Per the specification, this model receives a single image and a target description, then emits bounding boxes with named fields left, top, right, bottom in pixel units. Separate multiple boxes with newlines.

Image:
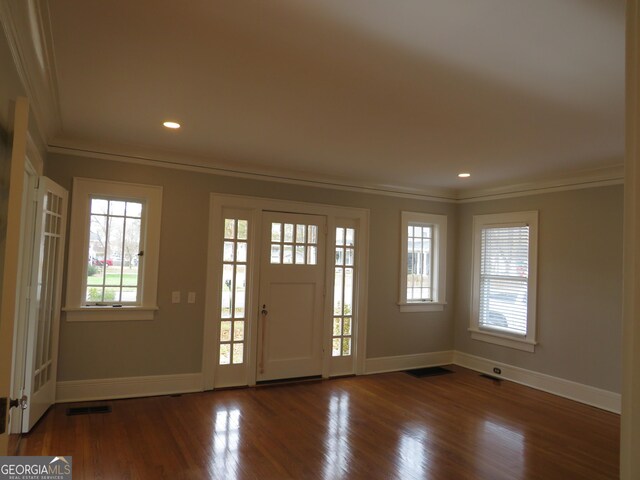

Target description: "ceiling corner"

left=0, top=0, right=63, bottom=145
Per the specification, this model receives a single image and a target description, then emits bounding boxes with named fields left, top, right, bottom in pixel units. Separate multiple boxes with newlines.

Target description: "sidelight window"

left=219, top=218, right=249, bottom=365
left=332, top=227, right=355, bottom=357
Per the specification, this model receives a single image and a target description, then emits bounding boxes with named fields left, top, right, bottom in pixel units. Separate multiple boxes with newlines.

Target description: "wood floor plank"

left=18, top=366, right=619, bottom=479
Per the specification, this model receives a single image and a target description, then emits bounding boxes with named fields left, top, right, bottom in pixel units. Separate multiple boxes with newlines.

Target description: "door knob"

left=9, top=395, right=28, bottom=410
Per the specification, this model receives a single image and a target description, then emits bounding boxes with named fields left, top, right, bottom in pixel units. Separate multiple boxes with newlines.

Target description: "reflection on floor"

left=20, top=366, right=619, bottom=479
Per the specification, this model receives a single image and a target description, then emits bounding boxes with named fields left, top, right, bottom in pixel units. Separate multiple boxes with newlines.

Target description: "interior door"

left=22, top=177, right=68, bottom=431
left=257, top=212, right=326, bottom=382
left=7, top=165, right=38, bottom=452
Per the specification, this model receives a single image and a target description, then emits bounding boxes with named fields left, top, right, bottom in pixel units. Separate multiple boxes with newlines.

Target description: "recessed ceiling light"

left=458, top=172, right=471, bottom=178
left=163, top=121, right=181, bottom=129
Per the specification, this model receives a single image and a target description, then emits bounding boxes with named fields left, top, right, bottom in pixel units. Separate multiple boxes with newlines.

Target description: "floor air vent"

left=405, top=366, right=453, bottom=378
left=256, top=375, right=322, bottom=387
left=66, top=405, right=112, bottom=416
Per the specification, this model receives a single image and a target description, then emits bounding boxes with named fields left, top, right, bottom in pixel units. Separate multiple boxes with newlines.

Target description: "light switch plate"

left=188, top=292, right=196, bottom=304
left=172, top=291, right=181, bottom=303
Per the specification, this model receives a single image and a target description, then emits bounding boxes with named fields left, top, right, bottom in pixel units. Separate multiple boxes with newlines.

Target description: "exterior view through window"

left=333, top=227, right=355, bottom=356
left=479, top=225, right=530, bottom=334
left=407, top=224, right=433, bottom=302
left=86, top=198, right=143, bottom=304
left=220, top=218, right=248, bottom=365
left=270, top=222, right=318, bottom=265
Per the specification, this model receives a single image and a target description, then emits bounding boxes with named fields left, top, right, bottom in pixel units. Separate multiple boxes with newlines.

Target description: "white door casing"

left=0, top=97, right=29, bottom=454
left=203, top=194, right=369, bottom=390
left=22, top=177, right=68, bottom=431
left=257, top=212, right=326, bottom=381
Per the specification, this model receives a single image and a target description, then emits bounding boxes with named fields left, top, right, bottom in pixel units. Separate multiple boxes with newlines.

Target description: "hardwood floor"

left=19, top=366, right=619, bottom=479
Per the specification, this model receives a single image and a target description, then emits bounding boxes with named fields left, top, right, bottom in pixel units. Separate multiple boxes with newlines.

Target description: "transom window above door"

left=270, top=222, right=319, bottom=265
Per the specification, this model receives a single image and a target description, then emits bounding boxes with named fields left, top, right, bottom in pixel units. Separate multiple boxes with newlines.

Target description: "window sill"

left=63, top=306, right=159, bottom=322
left=398, top=302, right=446, bottom=313
left=468, top=328, right=536, bottom=352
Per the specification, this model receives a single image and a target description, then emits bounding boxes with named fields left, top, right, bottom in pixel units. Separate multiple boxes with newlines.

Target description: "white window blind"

left=479, top=225, right=530, bottom=335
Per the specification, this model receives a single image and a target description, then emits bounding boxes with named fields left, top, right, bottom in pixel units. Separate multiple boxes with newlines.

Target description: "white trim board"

left=364, top=351, right=455, bottom=374
left=453, top=351, right=621, bottom=414
left=56, top=373, right=203, bottom=403
left=53, top=352, right=621, bottom=414
left=48, top=144, right=623, bottom=205
left=49, top=143, right=456, bottom=203
left=457, top=167, right=624, bottom=203
left=363, top=351, right=620, bottom=413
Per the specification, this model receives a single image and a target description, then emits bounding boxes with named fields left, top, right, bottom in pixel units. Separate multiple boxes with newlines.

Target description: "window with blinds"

left=470, top=211, right=538, bottom=352
left=479, top=225, right=529, bottom=335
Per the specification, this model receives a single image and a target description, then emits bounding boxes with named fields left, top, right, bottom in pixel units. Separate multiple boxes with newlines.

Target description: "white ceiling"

left=41, top=0, right=624, bottom=192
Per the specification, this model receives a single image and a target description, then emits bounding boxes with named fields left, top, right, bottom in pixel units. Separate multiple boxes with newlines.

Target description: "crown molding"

left=48, top=139, right=625, bottom=205
left=47, top=139, right=459, bottom=203
left=457, top=164, right=625, bottom=203
left=0, top=0, right=62, bottom=143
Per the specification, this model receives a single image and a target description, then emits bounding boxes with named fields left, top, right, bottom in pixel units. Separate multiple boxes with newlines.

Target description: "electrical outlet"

left=493, top=367, right=502, bottom=375
left=172, top=291, right=181, bottom=303
left=188, top=292, right=196, bottom=304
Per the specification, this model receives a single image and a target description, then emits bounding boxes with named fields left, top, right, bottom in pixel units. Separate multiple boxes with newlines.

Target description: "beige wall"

left=47, top=153, right=624, bottom=391
left=47, top=153, right=457, bottom=381
left=454, top=185, right=623, bottom=393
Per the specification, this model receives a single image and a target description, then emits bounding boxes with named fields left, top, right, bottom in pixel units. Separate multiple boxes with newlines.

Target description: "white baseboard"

left=363, top=350, right=620, bottom=413
left=56, top=373, right=204, bottom=403
left=453, top=351, right=621, bottom=414
left=55, top=353, right=622, bottom=414
left=364, top=351, right=454, bottom=374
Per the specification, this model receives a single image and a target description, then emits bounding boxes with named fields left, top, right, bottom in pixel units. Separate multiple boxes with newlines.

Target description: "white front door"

left=22, top=177, right=68, bottom=431
left=257, top=212, right=326, bottom=381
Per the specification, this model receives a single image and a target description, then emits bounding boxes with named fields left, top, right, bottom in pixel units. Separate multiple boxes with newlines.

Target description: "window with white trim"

left=86, top=198, right=143, bottom=304
left=470, top=211, right=538, bottom=352
left=399, top=212, right=447, bottom=312
left=219, top=217, right=249, bottom=365
left=332, top=226, right=356, bottom=357
left=64, top=178, right=162, bottom=321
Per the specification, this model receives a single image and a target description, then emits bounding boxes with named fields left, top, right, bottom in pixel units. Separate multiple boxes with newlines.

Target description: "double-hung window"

left=470, top=211, right=538, bottom=351
left=64, top=178, right=162, bottom=321
left=399, top=212, right=447, bottom=312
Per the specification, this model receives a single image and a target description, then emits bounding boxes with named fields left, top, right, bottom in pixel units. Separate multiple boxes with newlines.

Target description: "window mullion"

left=119, top=214, right=127, bottom=301
left=101, top=205, right=110, bottom=303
